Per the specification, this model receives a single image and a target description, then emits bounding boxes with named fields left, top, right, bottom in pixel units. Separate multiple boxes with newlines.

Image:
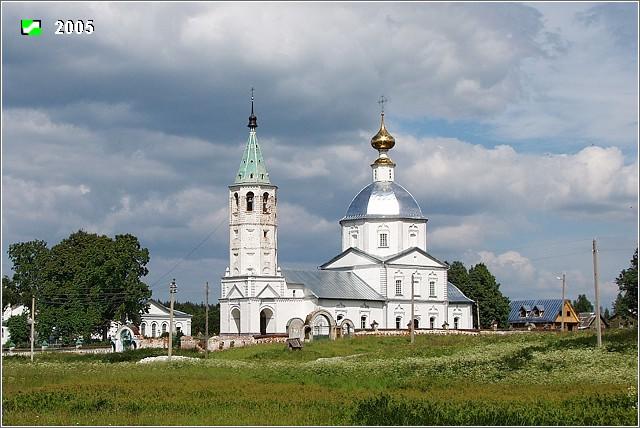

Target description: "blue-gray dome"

left=342, top=182, right=425, bottom=221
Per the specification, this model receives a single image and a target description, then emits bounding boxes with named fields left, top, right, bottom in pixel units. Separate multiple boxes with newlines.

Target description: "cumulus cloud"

left=2, top=2, right=636, bottom=304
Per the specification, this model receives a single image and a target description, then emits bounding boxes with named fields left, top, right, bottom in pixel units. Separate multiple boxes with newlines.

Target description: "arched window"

left=361, top=315, right=367, bottom=329
left=336, top=314, right=344, bottom=321
left=141, top=323, right=146, bottom=337
left=246, top=192, right=254, bottom=212
left=429, top=280, right=436, bottom=297
left=378, top=225, right=390, bottom=248
left=454, top=317, right=459, bottom=330
left=162, top=323, right=167, bottom=334
left=263, top=192, right=269, bottom=213
left=151, top=323, right=157, bottom=337
left=349, top=226, right=359, bottom=248
left=429, top=316, right=436, bottom=329
left=234, top=193, right=239, bottom=211
left=409, top=225, right=419, bottom=247
left=395, top=316, right=402, bottom=329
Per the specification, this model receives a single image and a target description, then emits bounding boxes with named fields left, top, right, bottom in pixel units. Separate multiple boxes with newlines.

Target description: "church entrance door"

left=260, top=308, right=274, bottom=335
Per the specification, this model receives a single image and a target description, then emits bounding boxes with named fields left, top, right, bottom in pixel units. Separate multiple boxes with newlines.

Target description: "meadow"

left=2, top=329, right=638, bottom=426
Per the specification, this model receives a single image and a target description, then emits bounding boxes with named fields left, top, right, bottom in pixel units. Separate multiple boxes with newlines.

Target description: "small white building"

left=139, top=300, right=192, bottom=338
left=219, top=102, right=474, bottom=337
left=2, top=304, right=28, bottom=346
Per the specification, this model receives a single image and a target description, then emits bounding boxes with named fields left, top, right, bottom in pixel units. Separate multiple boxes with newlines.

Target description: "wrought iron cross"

left=378, top=95, right=387, bottom=113
left=251, top=87, right=255, bottom=101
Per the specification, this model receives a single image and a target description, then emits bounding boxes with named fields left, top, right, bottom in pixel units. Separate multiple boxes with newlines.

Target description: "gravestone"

left=287, top=319, right=305, bottom=340
left=286, top=338, right=303, bottom=351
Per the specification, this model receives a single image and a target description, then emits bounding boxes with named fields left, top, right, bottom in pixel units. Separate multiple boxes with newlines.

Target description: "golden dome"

left=371, top=113, right=395, bottom=151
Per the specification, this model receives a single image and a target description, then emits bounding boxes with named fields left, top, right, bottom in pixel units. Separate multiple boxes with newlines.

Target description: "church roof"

left=283, top=269, right=385, bottom=301
left=447, top=283, right=474, bottom=303
left=235, top=101, right=270, bottom=184
left=341, top=181, right=425, bottom=221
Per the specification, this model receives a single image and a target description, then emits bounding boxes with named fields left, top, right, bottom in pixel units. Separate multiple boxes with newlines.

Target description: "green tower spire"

left=235, top=92, right=271, bottom=184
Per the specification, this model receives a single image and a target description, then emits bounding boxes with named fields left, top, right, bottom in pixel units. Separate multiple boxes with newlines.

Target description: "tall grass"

left=2, top=328, right=637, bottom=425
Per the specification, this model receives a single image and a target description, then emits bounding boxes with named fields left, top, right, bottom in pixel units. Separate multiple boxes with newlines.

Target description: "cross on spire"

left=251, top=87, right=255, bottom=102
left=378, top=95, right=388, bottom=114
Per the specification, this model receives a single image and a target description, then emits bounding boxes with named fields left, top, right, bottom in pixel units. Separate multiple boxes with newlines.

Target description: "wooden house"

left=508, top=299, right=580, bottom=331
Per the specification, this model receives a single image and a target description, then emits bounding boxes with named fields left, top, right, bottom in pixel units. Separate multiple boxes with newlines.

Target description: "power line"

left=148, top=216, right=227, bottom=290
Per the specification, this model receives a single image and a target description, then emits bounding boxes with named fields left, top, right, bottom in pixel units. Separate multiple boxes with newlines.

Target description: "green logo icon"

left=21, top=19, right=42, bottom=36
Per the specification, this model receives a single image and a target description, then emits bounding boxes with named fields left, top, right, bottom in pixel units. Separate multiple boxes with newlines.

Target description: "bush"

left=7, top=313, right=30, bottom=347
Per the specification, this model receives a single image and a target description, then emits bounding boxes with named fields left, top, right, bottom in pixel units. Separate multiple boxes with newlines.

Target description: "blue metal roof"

left=447, top=283, right=474, bottom=303
left=283, top=269, right=385, bottom=301
left=508, top=299, right=562, bottom=324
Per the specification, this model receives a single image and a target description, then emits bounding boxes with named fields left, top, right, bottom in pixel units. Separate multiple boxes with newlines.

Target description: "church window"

left=389, top=170, right=392, bottom=179
left=246, top=192, right=254, bottom=211
left=395, top=279, right=402, bottom=296
left=454, top=317, right=459, bottom=330
left=413, top=274, right=421, bottom=296
left=141, top=323, right=146, bottom=337
left=263, top=193, right=269, bottom=213
left=429, top=281, right=436, bottom=297
left=234, top=193, right=239, bottom=211
left=151, top=323, right=157, bottom=337
left=250, top=173, right=254, bottom=179
left=263, top=230, right=268, bottom=239
left=293, top=290, right=296, bottom=297
left=374, top=170, right=377, bottom=180
left=379, top=233, right=388, bottom=248
left=162, top=323, right=167, bottom=334
left=361, top=315, right=367, bottom=329
left=337, top=314, right=343, bottom=321
left=395, top=316, right=402, bottom=329
left=430, top=316, right=436, bottom=329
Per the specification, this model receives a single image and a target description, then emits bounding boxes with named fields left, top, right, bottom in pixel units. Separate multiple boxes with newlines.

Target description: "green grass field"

left=2, top=329, right=638, bottom=425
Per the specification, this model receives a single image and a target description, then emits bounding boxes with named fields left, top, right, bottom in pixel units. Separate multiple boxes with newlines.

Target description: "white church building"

left=220, top=99, right=474, bottom=338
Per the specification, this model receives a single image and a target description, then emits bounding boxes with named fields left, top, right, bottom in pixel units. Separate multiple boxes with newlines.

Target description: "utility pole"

left=205, top=281, right=209, bottom=359
left=561, top=273, right=566, bottom=333
left=168, top=278, right=177, bottom=360
left=476, top=299, right=481, bottom=330
left=593, top=239, right=602, bottom=347
left=30, top=296, right=35, bottom=362
left=410, top=271, right=416, bottom=344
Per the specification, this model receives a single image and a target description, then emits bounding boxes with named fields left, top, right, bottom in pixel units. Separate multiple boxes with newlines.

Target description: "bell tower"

left=227, top=93, right=278, bottom=279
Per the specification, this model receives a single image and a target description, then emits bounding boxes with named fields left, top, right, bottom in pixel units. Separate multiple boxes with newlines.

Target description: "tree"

left=6, top=313, right=30, bottom=347
left=446, top=261, right=469, bottom=290
left=6, top=240, right=50, bottom=307
left=573, top=294, right=594, bottom=313
left=6, top=230, right=152, bottom=344
left=614, top=248, right=638, bottom=318
left=2, top=276, right=20, bottom=308
left=462, top=263, right=510, bottom=329
left=603, top=307, right=611, bottom=320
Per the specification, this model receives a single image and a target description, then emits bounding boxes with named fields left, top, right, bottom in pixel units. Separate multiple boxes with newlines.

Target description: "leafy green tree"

left=603, top=307, right=611, bottom=320
left=614, top=248, right=638, bottom=318
left=461, top=263, right=510, bottom=329
left=6, top=230, right=152, bottom=344
left=6, top=313, right=30, bottom=347
left=446, top=261, right=469, bottom=289
left=6, top=240, right=50, bottom=306
left=2, top=276, right=20, bottom=308
left=573, top=294, right=594, bottom=313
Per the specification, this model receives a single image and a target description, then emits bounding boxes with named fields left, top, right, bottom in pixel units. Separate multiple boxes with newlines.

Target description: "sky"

left=2, top=2, right=638, bottom=309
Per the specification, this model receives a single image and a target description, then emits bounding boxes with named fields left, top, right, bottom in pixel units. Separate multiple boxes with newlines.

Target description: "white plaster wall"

left=318, top=299, right=385, bottom=329
left=448, top=304, right=474, bottom=330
